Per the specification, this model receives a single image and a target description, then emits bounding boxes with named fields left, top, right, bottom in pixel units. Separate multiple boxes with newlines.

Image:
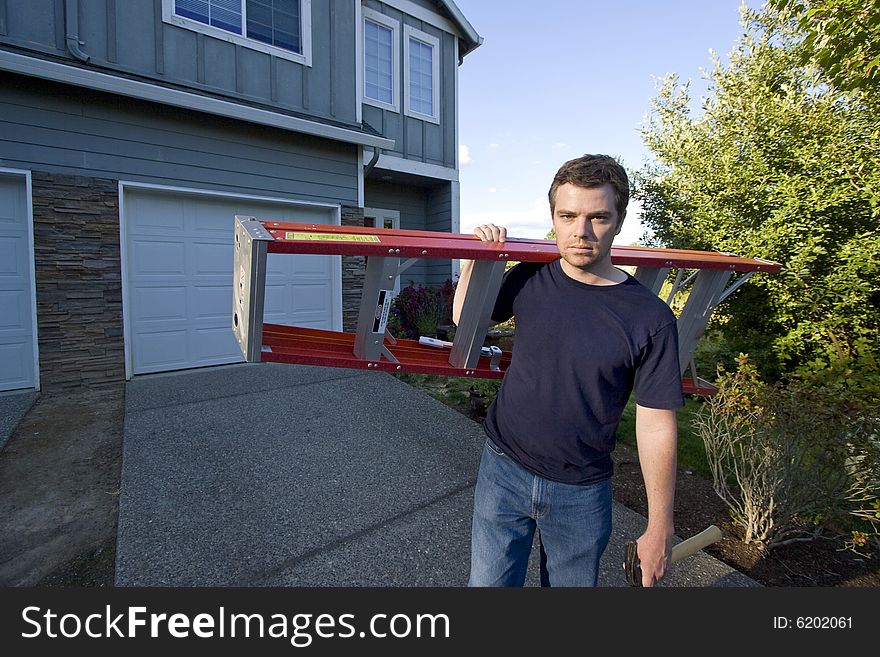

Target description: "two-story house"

left=0, top=0, right=481, bottom=393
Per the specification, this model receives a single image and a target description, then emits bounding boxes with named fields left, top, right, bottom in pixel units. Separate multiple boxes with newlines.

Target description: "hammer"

left=623, top=525, right=723, bottom=586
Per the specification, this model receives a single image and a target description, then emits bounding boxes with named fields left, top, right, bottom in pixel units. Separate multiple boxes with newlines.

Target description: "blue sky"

left=453, top=0, right=756, bottom=244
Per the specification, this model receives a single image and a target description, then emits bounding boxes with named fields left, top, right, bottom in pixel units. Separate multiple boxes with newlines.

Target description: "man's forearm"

left=635, top=405, right=677, bottom=534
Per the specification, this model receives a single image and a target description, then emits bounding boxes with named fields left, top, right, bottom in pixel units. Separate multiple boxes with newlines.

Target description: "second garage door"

left=123, top=187, right=341, bottom=376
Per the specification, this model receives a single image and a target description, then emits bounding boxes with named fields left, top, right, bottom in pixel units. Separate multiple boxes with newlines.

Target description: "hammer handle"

left=670, top=525, right=723, bottom=564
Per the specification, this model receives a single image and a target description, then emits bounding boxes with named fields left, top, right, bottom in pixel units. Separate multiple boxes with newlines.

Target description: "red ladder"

left=232, top=217, right=781, bottom=395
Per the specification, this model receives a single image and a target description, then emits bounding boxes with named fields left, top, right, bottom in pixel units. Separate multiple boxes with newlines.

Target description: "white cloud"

left=489, top=143, right=500, bottom=149
left=460, top=210, right=552, bottom=240
left=459, top=143, right=472, bottom=167
left=488, top=187, right=497, bottom=193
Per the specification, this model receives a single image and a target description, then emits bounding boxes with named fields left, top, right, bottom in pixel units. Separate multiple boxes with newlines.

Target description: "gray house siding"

left=364, top=180, right=453, bottom=288
left=361, top=0, right=458, bottom=170
left=0, top=0, right=478, bottom=390
left=0, top=71, right=360, bottom=391
left=0, top=72, right=359, bottom=205
left=0, top=0, right=360, bottom=127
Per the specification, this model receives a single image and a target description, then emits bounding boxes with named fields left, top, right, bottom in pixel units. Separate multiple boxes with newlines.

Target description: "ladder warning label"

left=372, top=290, right=392, bottom=334
left=285, top=232, right=381, bottom=242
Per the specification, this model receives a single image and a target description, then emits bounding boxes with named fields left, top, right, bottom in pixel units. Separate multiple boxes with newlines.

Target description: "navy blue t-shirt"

left=484, top=260, right=684, bottom=485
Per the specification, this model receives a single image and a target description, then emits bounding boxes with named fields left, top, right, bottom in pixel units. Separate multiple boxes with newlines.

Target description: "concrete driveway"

left=114, top=362, right=758, bottom=587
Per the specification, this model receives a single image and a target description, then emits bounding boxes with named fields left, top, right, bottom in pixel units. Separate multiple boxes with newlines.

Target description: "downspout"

left=363, top=148, right=381, bottom=178
left=64, top=0, right=90, bottom=63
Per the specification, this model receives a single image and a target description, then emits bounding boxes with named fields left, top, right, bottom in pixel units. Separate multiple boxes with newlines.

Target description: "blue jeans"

left=469, top=438, right=612, bottom=587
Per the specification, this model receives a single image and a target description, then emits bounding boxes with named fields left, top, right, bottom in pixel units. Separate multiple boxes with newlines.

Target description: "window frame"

left=163, top=0, right=312, bottom=67
left=362, top=8, right=400, bottom=113
left=403, top=24, right=440, bottom=124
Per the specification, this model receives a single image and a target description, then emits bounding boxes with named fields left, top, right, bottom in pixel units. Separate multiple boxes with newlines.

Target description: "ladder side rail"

left=675, top=269, right=733, bottom=374
left=717, top=271, right=757, bottom=304
left=449, top=260, right=507, bottom=369
left=353, top=255, right=401, bottom=363
left=232, top=215, right=273, bottom=362
left=632, top=266, right=669, bottom=296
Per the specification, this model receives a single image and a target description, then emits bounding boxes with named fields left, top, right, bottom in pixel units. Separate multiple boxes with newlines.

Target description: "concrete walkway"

left=0, top=389, right=37, bottom=452
left=115, top=362, right=758, bottom=587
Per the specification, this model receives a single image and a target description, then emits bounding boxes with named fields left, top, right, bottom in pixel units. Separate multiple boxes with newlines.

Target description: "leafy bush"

left=387, top=280, right=456, bottom=340
left=694, top=354, right=880, bottom=553
left=634, top=2, right=880, bottom=380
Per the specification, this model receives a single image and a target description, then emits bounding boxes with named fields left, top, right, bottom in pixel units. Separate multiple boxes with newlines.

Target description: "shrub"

left=694, top=354, right=880, bottom=553
left=388, top=280, right=455, bottom=340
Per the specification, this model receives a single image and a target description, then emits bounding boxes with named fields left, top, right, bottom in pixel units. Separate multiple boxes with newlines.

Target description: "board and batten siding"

left=361, top=0, right=458, bottom=170
left=0, top=0, right=359, bottom=126
left=0, top=72, right=359, bottom=206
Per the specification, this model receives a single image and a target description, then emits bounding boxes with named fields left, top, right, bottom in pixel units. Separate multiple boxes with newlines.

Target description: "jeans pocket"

left=485, top=438, right=506, bottom=458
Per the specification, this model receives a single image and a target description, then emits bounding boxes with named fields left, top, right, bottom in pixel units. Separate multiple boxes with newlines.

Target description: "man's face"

left=551, top=183, right=623, bottom=276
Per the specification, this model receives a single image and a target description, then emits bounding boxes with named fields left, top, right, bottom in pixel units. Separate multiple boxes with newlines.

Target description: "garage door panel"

left=133, top=286, right=187, bottom=322
left=125, top=189, right=339, bottom=376
left=263, top=282, right=332, bottom=320
left=0, top=238, right=25, bottom=276
left=193, top=242, right=232, bottom=276
left=0, top=176, right=36, bottom=391
left=192, top=326, right=241, bottom=361
left=0, top=290, right=31, bottom=331
left=128, top=195, right=186, bottom=233
left=193, top=285, right=231, bottom=319
left=0, top=343, right=30, bottom=388
left=135, top=329, right=189, bottom=371
left=262, top=283, right=289, bottom=317
left=192, top=201, right=242, bottom=233
left=0, top=189, right=25, bottom=225
left=291, top=282, right=332, bottom=314
left=132, top=240, right=187, bottom=276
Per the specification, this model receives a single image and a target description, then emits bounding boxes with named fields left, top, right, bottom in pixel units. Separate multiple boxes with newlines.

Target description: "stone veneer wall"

left=31, top=172, right=125, bottom=391
left=340, top=205, right=366, bottom=332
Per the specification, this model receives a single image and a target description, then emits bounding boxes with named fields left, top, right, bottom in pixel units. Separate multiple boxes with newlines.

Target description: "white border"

left=0, top=168, right=39, bottom=392
left=362, top=8, right=400, bottom=113
left=403, top=25, right=440, bottom=124
left=162, top=0, right=313, bottom=67
left=118, top=180, right=342, bottom=380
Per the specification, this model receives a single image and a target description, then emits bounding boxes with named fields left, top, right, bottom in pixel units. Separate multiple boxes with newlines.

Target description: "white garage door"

left=123, top=187, right=340, bottom=376
left=0, top=173, right=37, bottom=391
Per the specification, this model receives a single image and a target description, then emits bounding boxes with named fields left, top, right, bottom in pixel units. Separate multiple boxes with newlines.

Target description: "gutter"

left=363, top=148, right=381, bottom=177
left=64, top=0, right=90, bottom=63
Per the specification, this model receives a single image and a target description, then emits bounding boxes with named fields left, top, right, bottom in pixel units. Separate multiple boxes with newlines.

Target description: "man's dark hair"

left=548, top=154, right=629, bottom=220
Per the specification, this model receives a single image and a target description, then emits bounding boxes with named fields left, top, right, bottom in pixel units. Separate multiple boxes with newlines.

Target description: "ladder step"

left=260, top=324, right=511, bottom=378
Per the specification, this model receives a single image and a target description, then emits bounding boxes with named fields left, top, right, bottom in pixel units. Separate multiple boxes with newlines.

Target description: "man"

left=453, top=154, right=683, bottom=587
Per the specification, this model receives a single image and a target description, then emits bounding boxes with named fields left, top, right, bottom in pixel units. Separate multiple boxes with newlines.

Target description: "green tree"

left=634, top=3, right=880, bottom=377
left=769, top=0, right=880, bottom=93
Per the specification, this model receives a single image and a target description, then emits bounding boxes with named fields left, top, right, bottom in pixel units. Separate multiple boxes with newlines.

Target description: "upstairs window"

left=362, top=9, right=399, bottom=112
left=404, top=25, right=439, bottom=123
left=166, top=0, right=311, bottom=65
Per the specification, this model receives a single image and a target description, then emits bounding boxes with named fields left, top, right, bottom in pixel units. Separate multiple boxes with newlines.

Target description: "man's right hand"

left=473, top=224, right=507, bottom=243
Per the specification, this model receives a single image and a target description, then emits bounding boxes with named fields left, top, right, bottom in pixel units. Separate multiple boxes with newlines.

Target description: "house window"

left=362, top=9, right=399, bottom=112
left=404, top=25, right=440, bottom=124
left=165, top=0, right=311, bottom=65
left=247, top=0, right=302, bottom=53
